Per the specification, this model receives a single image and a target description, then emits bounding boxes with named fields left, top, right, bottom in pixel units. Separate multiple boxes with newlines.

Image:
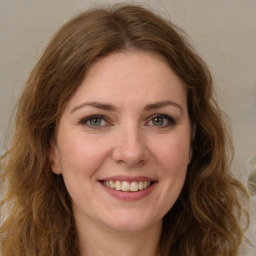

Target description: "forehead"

left=66, top=50, right=187, bottom=111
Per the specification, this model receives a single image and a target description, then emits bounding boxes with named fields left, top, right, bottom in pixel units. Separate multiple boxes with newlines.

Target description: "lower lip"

left=100, top=182, right=157, bottom=201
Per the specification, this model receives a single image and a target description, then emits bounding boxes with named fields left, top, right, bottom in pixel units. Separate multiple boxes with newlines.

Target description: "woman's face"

left=51, top=51, right=192, bottom=233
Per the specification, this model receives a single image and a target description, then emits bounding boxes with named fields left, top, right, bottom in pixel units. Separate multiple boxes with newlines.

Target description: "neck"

left=76, top=217, right=162, bottom=256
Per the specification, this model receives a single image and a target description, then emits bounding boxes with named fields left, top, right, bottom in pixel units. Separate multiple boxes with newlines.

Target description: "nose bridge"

left=112, top=120, right=149, bottom=167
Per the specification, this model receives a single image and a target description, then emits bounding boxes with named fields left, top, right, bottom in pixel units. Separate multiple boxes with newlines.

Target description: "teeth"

left=110, top=180, right=115, bottom=189
left=138, top=181, right=144, bottom=190
left=122, top=181, right=130, bottom=191
left=115, top=181, right=121, bottom=191
left=103, top=180, right=151, bottom=192
left=130, top=181, right=138, bottom=191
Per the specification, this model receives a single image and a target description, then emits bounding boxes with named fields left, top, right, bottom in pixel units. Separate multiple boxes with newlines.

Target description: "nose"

left=112, top=125, right=150, bottom=168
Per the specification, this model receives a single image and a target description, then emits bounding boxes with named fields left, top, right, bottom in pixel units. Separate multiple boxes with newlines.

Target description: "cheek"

left=151, top=136, right=190, bottom=218
left=154, top=135, right=191, bottom=176
left=56, top=134, right=112, bottom=202
left=57, top=132, right=111, bottom=175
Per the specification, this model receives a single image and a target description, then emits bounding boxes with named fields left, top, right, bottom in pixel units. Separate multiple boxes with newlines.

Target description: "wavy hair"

left=0, top=4, right=249, bottom=256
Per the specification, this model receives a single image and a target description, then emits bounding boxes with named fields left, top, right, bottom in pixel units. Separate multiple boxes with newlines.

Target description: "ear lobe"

left=49, top=141, right=62, bottom=175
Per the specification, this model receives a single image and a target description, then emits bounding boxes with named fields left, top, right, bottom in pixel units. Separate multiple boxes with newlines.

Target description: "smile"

left=102, top=180, right=151, bottom=192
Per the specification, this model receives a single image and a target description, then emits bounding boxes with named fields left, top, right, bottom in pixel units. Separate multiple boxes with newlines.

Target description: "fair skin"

left=51, top=51, right=192, bottom=256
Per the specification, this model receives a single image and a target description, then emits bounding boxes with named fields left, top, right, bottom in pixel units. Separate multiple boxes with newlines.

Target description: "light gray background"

left=0, top=0, right=255, bottom=252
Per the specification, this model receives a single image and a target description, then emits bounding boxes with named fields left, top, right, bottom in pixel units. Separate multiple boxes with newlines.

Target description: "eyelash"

left=79, top=113, right=176, bottom=129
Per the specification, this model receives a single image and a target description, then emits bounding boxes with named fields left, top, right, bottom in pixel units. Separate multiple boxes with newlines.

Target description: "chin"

left=102, top=213, right=162, bottom=234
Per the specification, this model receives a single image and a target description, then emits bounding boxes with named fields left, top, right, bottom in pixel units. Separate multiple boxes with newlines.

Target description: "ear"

left=49, top=140, right=62, bottom=175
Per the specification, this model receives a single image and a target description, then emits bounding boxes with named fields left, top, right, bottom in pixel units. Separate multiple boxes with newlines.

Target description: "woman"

left=0, top=4, right=249, bottom=256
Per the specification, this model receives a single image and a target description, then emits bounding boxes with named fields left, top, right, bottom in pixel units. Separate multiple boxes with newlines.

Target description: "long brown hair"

left=0, top=4, right=249, bottom=256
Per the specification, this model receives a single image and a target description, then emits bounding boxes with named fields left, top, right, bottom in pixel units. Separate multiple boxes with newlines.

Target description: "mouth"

left=99, top=176, right=157, bottom=201
left=101, top=180, right=153, bottom=192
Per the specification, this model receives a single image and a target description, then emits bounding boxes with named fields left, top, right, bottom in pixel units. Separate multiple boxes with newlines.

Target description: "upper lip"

left=99, top=175, right=157, bottom=182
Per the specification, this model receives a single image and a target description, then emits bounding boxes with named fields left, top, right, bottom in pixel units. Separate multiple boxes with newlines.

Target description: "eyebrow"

left=143, top=100, right=183, bottom=113
left=71, top=102, right=117, bottom=113
left=71, top=100, right=183, bottom=113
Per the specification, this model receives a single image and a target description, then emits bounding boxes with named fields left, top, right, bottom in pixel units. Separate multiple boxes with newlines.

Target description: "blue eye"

left=79, top=115, right=108, bottom=128
left=152, top=117, right=165, bottom=126
left=148, top=114, right=176, bottom=128
left=89, top=117, right=103, bottom=126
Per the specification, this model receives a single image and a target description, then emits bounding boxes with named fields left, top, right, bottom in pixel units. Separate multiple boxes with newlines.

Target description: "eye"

left=79, top=115, right=109, bottom=129
left=148, top=114, right=176, bottom=128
